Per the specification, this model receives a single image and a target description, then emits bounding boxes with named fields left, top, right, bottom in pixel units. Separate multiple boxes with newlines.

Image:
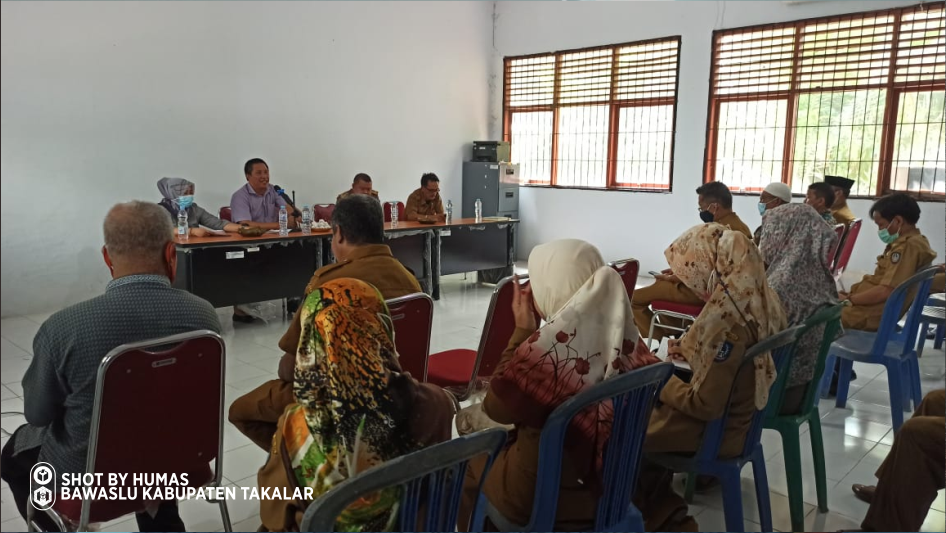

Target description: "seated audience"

left=753, top=181, right=792, bottom=245
left=458, top=239, right=660, bottom=531
left=632, top=181, right=751, bottom=341
left=228, top=195, right=422, bottom=450
left=0, top=202, right=221, bottom=532
left=635, top=223, right=787, bottom=531
left=257, top=278, right=455, bottom=532
left=839, top=193, right=936, bottom=330
left=229, top=158, right=299, bottom=230
left=828, top=193, right=936, bottom=393
left=336, top=172, right=379, bottom=203
left=851, top=389, right=944, bottom=532
left=825, top=175, right=857, bottom=226
left=157, top=177, right=240, bottom=236
left=759, top=203, right=839, bottom=413
left=405, top=172, right=445, bottom=222
left=805, top=182, right=837, bottom=224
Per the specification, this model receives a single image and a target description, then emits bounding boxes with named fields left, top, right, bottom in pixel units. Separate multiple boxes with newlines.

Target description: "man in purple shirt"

left=230, top=158, right=299, bottom=230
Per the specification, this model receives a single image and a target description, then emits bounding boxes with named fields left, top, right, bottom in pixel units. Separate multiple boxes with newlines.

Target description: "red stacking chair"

left=387, top=293, right=434, bottom=381
left=384, top=201, right=406, bottom=223
left=219, top=206, right=232, bottom=222
left=832, top=218, right=861, bottom=276
left=608, top=258, right=640, bottom=303
left=649, top=300, right=705, bottom=342
left=827, top=223, right=847, bottom=266
left=28, top=331, right=232, bottom=532
left=313, top=204, right=335, bottom=223
left=427, top=275, right=538, bottom=401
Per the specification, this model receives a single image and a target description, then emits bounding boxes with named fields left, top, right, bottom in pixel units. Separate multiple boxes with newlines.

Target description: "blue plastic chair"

left=299, top=427, right=508, bottom=532
left=819, top=266, right=937, bottom=431
left=646, top=325, right=804, bottom=533
left=486, top=362, right=675, bottom=532
left=916, top=293, right=945, bottom=358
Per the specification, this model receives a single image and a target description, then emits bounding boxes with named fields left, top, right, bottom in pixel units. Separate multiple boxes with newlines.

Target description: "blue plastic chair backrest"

left=522, top=362, right=675, bottom=531
left=765, top=305, right=844, bottom=417
left=872, top=266, right=937, bottom=355
left=299, top=428, right=508, bottom=533
left=692, top=325, right=804, bottom=463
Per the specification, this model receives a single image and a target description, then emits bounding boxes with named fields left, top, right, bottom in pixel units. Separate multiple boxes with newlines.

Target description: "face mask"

left=177, top=195, right=194, bottom=209
left=878, top=221, right=900, bottom=244
left=757, top=202, right=768, bottom=216
left=699, top=210, right=715, bottom=223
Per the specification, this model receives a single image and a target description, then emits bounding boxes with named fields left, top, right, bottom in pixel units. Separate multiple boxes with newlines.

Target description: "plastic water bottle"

left=301, top=205, right=312, bottom=235
left=445, top=199, right=453, bottom=225
left=474, top=198, right=483, bottom=223
left=177, top=208, right=188, bottom=241
left=278, top=205, right=289, bottom=236
left=389, top=202, right=399, bottom=226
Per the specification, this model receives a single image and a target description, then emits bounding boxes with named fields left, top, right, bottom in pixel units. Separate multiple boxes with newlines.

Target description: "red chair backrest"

left=827, top=224, right=847, bottom=266
left=313, top=204, right=335, bottom=222
left=473, top=275, right=540, bottom=380
left=608, top=258, right=640, bottom=303
left=387, top=293, right=433, bottom=381
left=384, top=201, right=405, bottom=222
left=833, top=218, right=861, bottom=275
left=219, top=206, right=232, bottom=222
left=56, top=331, right=225, bottom=523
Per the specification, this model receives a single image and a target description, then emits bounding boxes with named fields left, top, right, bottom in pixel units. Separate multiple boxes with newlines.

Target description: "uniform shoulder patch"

left=891, top=251, right=902, bottom=264
left=714, top=341, right=734, bottom=362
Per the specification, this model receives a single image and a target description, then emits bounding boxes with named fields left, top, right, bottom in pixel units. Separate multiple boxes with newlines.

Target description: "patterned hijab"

left=156, top=177, right=193, bottom=201
left=760, top=203, right=840, bottom=386
left=665, top=224, right=788, bottom=409
left=281, top=278, right=414, bottom=531
left=490, top=239, right=659, bottom=479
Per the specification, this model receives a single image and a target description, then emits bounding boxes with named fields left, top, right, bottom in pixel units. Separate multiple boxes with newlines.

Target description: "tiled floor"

left=1, top=274, right=944, bottom=532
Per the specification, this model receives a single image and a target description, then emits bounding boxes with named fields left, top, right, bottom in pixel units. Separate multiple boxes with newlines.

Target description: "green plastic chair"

left=762, top=304, right=843, bottom=532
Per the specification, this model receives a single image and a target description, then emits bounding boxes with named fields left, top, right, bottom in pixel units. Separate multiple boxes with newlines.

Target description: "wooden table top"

left=175, top=217, right=519, bottom=247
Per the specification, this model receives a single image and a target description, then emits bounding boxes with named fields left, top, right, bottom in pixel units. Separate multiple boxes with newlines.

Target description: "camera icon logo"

left=29, top=463, right=56, bottom=511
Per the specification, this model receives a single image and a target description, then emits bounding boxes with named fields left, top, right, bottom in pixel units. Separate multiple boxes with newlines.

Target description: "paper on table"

left=199, top=226, right=228, bottom=236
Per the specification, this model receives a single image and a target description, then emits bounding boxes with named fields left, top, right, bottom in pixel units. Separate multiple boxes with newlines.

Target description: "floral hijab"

left=281, top=278, right=414, bottom=531
left=665, top=224, right=788, bottom=409
left=490, top=239, right=658, bottom=479
left=760, top=203, right=840, bottom=386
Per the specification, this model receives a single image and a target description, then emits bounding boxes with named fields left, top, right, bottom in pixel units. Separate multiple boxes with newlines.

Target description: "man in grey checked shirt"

left=1, top=202, right=222, bottom=531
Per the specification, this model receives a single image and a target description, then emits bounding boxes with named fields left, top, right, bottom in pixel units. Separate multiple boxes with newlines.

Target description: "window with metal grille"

left=504, top=37, right=681, bottom=190
left=704, top=3, right=945, bottom=200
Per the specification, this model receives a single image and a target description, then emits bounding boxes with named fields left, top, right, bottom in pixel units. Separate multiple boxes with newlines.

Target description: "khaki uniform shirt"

left=716, top=211, right=753, bottom=241
left=277, top=244, right=422, bottom=379
left=842, top=231, right=937, bottom=331
left=832, top=205, right=857, bottom=227
left=405, top=188, right=444, bottom=221
left=335, top=189, right=379, bottom=204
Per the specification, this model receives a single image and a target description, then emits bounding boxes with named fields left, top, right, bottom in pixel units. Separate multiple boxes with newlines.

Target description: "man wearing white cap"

left=753, top=182, right=793, bottom=245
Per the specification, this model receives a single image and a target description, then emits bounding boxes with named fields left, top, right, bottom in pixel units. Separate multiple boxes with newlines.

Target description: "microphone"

left=272, top=184, right=301, bottom=217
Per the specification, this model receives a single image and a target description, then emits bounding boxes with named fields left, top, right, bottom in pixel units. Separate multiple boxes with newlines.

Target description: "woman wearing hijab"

left=257, top=278, right=456, bottom=532
left=458, top=239, right=661, bottom=531
left=760, top=203, right=840, bottom=413
left=636, top=224, right=788, bottom=531
left=156, top=177, right=240, bottom=236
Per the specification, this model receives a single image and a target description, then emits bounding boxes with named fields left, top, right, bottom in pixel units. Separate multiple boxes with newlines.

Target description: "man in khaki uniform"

left=839, top=193, right=936, bottom=330
left=851, top=389, right=944, bottom=532
left=405, top=172, right=445, bottom=222
left=825, top=175, right=857, bottom=226
left=336, top=172, right=379, bottom=204
left=632, top=181, right=752, bottom=341
left=228, top=195, right=422, bottom=449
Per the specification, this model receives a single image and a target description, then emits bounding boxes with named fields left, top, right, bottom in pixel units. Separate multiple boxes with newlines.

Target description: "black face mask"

left=699, top=210, right=715, bottom=223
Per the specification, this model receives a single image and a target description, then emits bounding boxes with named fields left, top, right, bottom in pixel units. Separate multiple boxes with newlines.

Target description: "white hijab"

left=528, top=239, right=605, bottom=318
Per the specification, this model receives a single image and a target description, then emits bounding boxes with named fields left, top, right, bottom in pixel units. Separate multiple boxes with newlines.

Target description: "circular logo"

left=33, top=465, right=53, bottom=485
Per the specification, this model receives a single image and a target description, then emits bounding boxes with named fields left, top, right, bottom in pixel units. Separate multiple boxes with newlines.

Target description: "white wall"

left=1, top=1, right=493, bottom=316
left=492, top=0, right=945, bottom=273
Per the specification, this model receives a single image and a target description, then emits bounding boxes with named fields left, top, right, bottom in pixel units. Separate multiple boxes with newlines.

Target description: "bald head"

left=102, top=201, right=176, bottom=278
